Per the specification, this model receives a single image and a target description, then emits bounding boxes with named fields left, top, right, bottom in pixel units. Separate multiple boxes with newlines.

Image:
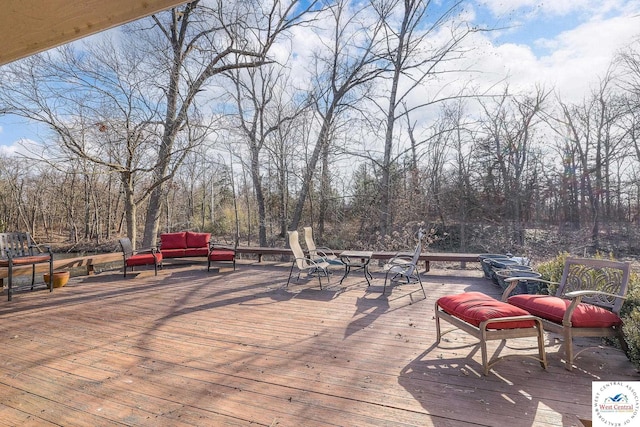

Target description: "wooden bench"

left=435, top=291, right=548, bottom=375
left=0, top=232, right=54, bottom=301
left=0, top=252, right=123, bottom=282
left=371, top=251, right=481, bottom=272
left=236, top=246, right=293, bottom=262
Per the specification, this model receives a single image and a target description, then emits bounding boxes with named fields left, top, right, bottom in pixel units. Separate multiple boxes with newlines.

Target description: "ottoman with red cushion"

left=435, top=291, right=547, bottom=375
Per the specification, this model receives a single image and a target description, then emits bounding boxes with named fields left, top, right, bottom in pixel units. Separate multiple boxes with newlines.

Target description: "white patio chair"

left=303, top=226, right=343, bottom=266
left=287, top=230, right=331, bottom=289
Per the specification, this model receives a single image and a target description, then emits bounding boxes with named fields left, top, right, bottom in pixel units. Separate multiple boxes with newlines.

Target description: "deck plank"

left=0, top=264, right=637, bottom=426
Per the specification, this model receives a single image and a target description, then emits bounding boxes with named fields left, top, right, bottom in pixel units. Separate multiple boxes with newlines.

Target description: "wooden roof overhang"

left=0, top=0, right=188, bottom=66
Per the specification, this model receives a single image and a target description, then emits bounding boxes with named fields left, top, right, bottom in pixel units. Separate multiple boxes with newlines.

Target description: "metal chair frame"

left=382, top=229, right=426, bottom=297
left=119, top=238, right=162, bottom=277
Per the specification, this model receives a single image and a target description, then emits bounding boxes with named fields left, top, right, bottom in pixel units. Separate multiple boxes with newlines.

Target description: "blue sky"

left=1, top=0, right=639, bottom=153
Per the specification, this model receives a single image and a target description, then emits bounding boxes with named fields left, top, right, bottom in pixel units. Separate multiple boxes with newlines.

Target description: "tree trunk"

left=289, top=113, right=333, bottom=231
left=251, top=148, right=268, bottom=246
left=318, top=141, right=330, bottom=237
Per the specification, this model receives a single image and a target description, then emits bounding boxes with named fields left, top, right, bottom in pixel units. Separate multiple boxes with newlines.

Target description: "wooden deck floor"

left=0, top=261, right=637, bottom=426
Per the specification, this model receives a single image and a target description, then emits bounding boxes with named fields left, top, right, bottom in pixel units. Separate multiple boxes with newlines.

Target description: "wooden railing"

left=235, top=246, right=480, bottom=272
left=0, top=247, right=481, bottom=286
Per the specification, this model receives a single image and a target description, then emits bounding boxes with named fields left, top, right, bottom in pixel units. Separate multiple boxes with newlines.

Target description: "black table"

left=339, top=250, right=373, bottom=285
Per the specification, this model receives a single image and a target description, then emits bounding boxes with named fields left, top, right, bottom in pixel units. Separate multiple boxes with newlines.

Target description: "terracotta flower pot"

left=44, top=271, right=70, bottom=288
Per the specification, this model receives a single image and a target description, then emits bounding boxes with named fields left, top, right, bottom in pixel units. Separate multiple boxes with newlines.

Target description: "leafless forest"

left=0, top=1, right=639, bottom=262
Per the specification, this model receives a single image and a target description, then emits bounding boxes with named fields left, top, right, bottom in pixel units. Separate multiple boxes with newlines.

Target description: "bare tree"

left=0, top=42, right=175, bottom=248
left=225, top=63, right=308, bottom=246
left=289, top=0, right=386, bottom=232
left=371, top=0, right=474, bottom=235
left=477, top=87, right=549, bottom=246
left=139, top=0, right=320, bottom=247
left=617, top=39, right=640, bottom=167
left=0, top=1, right=318, bottom=247
left=552, top=72, right=627, bottom=249
left=442, top=100, right=479, bottom=250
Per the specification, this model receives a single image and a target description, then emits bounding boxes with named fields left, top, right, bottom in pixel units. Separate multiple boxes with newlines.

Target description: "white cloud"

left=0, top=142, right=19, bottom=156
left=538, top=16, right=638, bottom=97
left=458, top=5, right=640, bottom=102
left=481, top=0, right=628, bottom=18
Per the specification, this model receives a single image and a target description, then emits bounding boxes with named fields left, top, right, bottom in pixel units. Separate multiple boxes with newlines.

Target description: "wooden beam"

left=0, top=0, right=187, bottom=66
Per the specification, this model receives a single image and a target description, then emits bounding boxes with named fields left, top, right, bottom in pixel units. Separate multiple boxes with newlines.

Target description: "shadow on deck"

left=0, top=262, right=636, bottom=426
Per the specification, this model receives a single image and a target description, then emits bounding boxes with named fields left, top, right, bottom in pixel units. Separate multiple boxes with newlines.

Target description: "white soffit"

left=0, top=0, right=187, bottom=66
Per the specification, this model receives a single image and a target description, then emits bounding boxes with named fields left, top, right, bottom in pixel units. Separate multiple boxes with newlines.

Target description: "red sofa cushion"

left=161, top=232, right=187, bottom=249
left=160, top=248, right=186, bottom=258
left=184, top=248, right=209, bottom=257
left=508, top=294, right=622, bottom=328
left=186, top=232, right=210, bottom=249
left=126, top=252, right=162, bottom=267
left=437, top=292, right=535, bottom=330
left=209, top=250, right=235, bottom=262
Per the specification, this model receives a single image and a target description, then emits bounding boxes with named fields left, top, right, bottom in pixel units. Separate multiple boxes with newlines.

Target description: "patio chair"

left=502, top=257, right=631, bottom=370
left=287, top=230, right=330, bottom=289
left=119, top=238, right=163, bottom=277
left=303, top=226, right=343, bottom=266
left=382, top=229, right=426, bottom=297
left=0, top=232, right=54, bottom=301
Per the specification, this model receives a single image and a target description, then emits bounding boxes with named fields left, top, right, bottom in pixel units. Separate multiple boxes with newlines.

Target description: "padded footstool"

left=435, top=292, right=548, bottom=375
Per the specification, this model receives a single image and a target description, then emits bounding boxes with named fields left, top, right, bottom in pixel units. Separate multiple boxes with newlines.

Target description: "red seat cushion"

left=126, top=252, right=162, bottom=267
left=160, top=249, right=186, bottom=258
left=160, top=232, right=187, bottom=249
left=184, top=248, right=208, bottom=257
left=186, top=232, right=210, bottom=249
left=209, top=250, right=235, bottom=261
left=437, top=292, right=535, bottom=329
left=508, top=294, right=622, bottom=328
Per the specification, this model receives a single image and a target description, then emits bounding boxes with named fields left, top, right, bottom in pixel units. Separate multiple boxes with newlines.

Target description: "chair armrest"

left=557, top=290, right=626, bottom=326
left=385, top=255, right=412, bottom=265
left=29, top=243, right=52, bottom=255
left=295, top=256, right=328, bottom=268
left=315, top=246, right=336, bottom=257
left=564, top=290, right=627, bottom=300
left=136, top=247, right=159, bottom=254
left=561, top=290, right=625, bottom=326
left=387, top=261, right=414, bottom=269
left=209, top=242, right=236, bottom=251
left=501, top=277, right=559, bottom=301
left=314, top=249, right=332, bottom=259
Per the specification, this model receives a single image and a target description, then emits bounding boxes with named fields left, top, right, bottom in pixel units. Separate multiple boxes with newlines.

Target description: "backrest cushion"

left=161, top=232, right=187, bottom=249
left=186, top=232, right=210, bottom=248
